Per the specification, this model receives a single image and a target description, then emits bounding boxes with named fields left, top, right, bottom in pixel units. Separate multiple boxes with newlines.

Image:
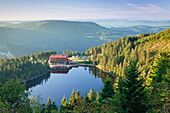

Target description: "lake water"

left=27, top=66, right=107, bottom=106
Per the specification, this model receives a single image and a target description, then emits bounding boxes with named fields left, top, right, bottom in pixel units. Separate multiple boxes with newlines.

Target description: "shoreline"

left=21, top=71, right=49, bottom=83
left=70, top=63, right=96, bottom=67
left=23, top=63, right=112, bottom=84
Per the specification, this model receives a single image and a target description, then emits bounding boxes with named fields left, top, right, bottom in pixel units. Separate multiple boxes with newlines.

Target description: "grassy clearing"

left=68, top=57, right=85, bottom=61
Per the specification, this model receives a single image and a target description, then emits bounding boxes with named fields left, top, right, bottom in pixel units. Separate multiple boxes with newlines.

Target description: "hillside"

left=0, top=28, right=169, bottom=113
left=86, top=28, right=170, bottom=77
left=0, top=51, right=55, bottom=83
left=83, top=28, right=170, bottom=113
left=0, top=20, right=107, bottom=57
left=93, top=25, right=170, bottom=41
left=0, top=20, right=169, bottom=58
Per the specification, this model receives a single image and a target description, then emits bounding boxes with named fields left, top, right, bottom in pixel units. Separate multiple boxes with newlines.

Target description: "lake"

left=27, top=66, right=109, bottom=106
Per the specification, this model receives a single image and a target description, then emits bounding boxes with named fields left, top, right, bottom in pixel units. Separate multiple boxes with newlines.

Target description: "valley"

left=0, top=20, right=169, bottom=113
left=1, top=0, right=170, bottom=112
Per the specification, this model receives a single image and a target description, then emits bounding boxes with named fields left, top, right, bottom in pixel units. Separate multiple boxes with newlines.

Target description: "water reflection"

left=26, top=67, right=117, bottom=90
left=88, top=67, right=117, bottom=83
left=26, top=67, right=116, bottom=90
left=27, top=66, right=116, bottom=106
left=50, top=67, right=72, bottom=74
left=26, top=72, right=51, bottom=90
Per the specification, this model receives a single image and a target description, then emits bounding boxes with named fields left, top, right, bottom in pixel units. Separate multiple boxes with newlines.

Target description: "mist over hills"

left=93, top=19, right=170, bottom=28
left=0, top=20, right=169, bottom=58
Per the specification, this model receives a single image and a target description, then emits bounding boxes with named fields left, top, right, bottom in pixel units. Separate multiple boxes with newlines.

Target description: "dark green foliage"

left=99, top=79, right=115, bottom=103
left=86, top=28, right=170, bottom=78
left=0, top=79, right=32, bottom=113
left=30, top=96, right=58, bottom=113
left=0, top=50, right=55, bottom=83
left=44, top=97, right=58, bottom=113
left=118, top=60, right=147, bottom=113
left=57, top=29, right=169, bottom=112
left=30, top=96, right=44, bottom=113
left=87, top=88, right=97, bottom=102
left=148, top=52, right=170, bottom=112
left=69, top=90, right=77, bottom=109
left=60, top=90, right=83, bottom=111
left=63, top=50, right=80, bottom=57
left=45, top=97, right=52, bottom=112
left=0, top=28, right=169, bottom=113
left=51, top=101, right=58, bottom=111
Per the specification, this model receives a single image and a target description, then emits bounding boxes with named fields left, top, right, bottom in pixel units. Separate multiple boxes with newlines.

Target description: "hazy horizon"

left=0, top=18, right=170, bottom=22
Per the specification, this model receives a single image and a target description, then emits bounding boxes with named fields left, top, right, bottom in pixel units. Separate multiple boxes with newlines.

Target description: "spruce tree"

left=0, top=80, right=32, bottom=112
left=51, top=101, right=58, bottom=111
left=69, top=90, right=76, bottom=107
left=60, top=96, right=69, bottom=112
left=75, top=91, right=82, bottom=100
left=99, top=79, right=115, bottom=103
left=118, top=60, right=147, bottom=113
left=46, top=97, right=52, bottom=112
left=148, top=52, right=170, bottom=113
left=61, top=96, right=68, bottom=108
left=87, top=89, right=97, bottom=102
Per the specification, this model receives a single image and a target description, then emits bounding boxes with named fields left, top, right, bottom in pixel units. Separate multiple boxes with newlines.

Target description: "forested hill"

left=86, top=28, right=170, bottom=77
left=0, top=20, right=107, bottom=57
left=0, top=20, right=169, bottom=58
left=0, top=50, right=55, bottom=83
left=0, top=28, right=169, bottom=112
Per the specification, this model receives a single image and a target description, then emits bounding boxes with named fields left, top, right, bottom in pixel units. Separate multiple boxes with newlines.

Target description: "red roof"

left=50, top=54, right=68, bottom=59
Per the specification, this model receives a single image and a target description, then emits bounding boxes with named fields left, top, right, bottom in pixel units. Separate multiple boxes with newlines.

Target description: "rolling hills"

left=0, top=20, right=107, bottom=57
left=94, top=19, right=170, bottom=28
left=0, top=20, right=169, bottom=58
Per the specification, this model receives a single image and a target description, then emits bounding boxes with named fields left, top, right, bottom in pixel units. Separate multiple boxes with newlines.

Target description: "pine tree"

left=45, top=97, right=52, bottom=112
left=61, top=96, right=68, bottom=108
left=69, top=90, right=76, bottom=107
left=99, top=79, right=115, bottom=103
left=87, top=89, right=97, bottom=102
left=0, top=79, right=32, bottom=113
left=118, top=60, right=147, bottom=113
left=148, top=52, right=170, bottom=113
left=51, top=101, right=58, bottom=111
left=29, top=96, right=43, bottom=113
left=60, top=96, right=69, bottom=112
left=75, top=91, right=82, bottom=100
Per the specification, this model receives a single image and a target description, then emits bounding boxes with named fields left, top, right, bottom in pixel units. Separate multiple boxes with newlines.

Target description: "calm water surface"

left=28, top=66, right=104, bottom=106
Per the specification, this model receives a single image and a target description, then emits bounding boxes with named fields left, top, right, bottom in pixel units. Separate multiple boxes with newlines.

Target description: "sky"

left=0, top=0, right=170, bottom=21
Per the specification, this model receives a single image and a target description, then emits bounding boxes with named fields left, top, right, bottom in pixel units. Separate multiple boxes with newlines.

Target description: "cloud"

left=127, top=3, right=148, bottom=10
left=127, top=3, right=168, bottom=13
left=103, top=3, right=170, bottom=20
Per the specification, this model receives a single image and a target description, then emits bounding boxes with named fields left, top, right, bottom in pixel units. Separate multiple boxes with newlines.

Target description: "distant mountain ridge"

left=0, top=20, right=107, bottom=57
left=93, top=19, right=170, bottom=28
left=0, top=20, right=169, bottom=58
left=0, top=20, right=107, bottom=30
